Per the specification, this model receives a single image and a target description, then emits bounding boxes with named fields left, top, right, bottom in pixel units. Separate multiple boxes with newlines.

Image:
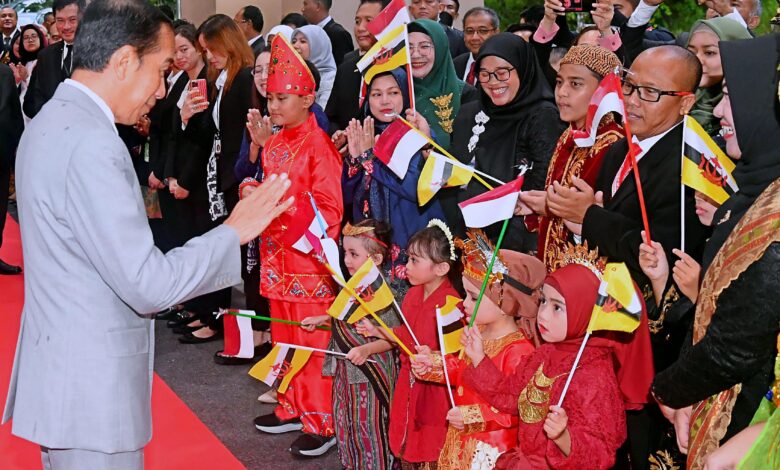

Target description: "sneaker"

left=253, top=413, right=303, bottom=434
left=289, top=434, right=337, bottom=457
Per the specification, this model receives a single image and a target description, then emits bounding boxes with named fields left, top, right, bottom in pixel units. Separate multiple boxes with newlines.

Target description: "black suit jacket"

left=0, top=62, right=23, bottom=163
left=23, top=41, right=67, bottom=118
left=582, top=124, right=708, bottom=287
left=444, top=26, right=468, bottom=59
left=323, top=19, right=354, bottom=66
left=250, top=36, right=265, bottom=58
left=453, top=52, right=469, bottom=80
left=148, top=72, right=188, bottom=181
left=324, top=49, right=361, bottom=133
left=184, top=67, right=253, bottom=194
left=1, top=30, right=20, bottom=59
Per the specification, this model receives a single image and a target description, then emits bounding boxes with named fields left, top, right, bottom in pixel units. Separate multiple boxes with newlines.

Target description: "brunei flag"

left=373, top=118, right=428, bottom=178
left=366, top=0, right=411, bottom=41
left=437, top=296, right=465, bottom=355
left=588, top=263, right=643, bottom=334
left=681, top=116, right=738, bottom=205
left=327, top=259, right=394, bottom=323
left=357, top=24, right=408, bottom=86
left=248, top=343, right=313, bottom=393
left=417, top=152, right=474, bottom=206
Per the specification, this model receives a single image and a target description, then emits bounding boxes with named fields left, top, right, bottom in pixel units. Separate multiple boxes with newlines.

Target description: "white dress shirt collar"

left=248, top=34, right=263, bottom=46
left=64, top=79, right=118, bottom=135
left=317, top=15, right=332, bottom=28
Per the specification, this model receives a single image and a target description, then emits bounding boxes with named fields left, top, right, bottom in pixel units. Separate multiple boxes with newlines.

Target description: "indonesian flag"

left=437, top=296, right=465, bottom=355
left=279, top=199, right=323, bottom=253
left=220, top=309, right=255, bottom=359
left=327, top=258, right=394, bottom=323
left=357, top=24, right=409, bottom=85
left=588, top=263, right=642, bottom=334
left=572, top=72, right=625, bottom=148
left=458, top=176, right=524, bottom=228
left=681, top=116, right=738, bottom=205
left=366, top=0, right=411, bottom=41
left=248, top=343, right=313, bottom=394
left=373, top=119, right=428, bottom=178
left=417, top=152, right=474, bottom=206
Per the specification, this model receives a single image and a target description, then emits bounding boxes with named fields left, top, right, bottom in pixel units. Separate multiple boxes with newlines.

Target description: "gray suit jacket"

left=2, top=83, right=242, bottom=453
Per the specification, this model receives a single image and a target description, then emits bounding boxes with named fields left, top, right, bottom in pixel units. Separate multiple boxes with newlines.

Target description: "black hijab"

left=703, top=34, right=780, bottom=270
left=18, top=24, right=45, bottom=64
left=476, top=33, right=555, bottom=121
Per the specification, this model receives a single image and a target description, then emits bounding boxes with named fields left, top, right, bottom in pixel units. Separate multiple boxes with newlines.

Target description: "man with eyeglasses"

left=234, top=5, right=265, bottom=58
left=547, top=45, right=709, bottom=286
left=24, top=0, right=84, bottom=119
left=453, top=7, right=500, bottom=87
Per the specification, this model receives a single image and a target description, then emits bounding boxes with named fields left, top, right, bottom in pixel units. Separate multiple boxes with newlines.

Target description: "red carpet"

left=0, top=216, right=245, bottom=469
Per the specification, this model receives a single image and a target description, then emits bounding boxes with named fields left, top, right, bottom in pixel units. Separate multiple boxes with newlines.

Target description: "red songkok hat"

left=267, top=33, right=316, bottom=96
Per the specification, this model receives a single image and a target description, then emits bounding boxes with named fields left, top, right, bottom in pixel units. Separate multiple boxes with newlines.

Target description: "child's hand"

left=356, top=318, right=380, bottom=337
left=544, top=405, right=568, bottom=441
left=639, top=237, right=669, bottom=282
left=300, top=315, right=329, bottom=332
left=415, top=345, right=433, bottom=355
left=410, top=351, right=433, bottom=377
left=461, top=326, right=486, bottom=366
left=446, top=407, right=465, bottom=430
left=405, top=109, right=431, bottom=138
left=672, top=249, right=701, bottom=303
left=346, top=344, right=371, bottom=366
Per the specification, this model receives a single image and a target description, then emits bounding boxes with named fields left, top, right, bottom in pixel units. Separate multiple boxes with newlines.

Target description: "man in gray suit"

left=1, top=1, right=294, bottom=469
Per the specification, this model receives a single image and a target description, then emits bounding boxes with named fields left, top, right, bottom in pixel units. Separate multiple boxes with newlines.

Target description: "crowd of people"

left=1, top=0, right=779, bottom=469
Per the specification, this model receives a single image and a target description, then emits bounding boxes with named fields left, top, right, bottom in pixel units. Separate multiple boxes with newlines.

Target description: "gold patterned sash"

left=688, top=178, right=780, bottom=469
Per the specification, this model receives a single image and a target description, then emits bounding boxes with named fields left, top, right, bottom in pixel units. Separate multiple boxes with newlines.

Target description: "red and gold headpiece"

left=267, top=34, right=316, bottom=96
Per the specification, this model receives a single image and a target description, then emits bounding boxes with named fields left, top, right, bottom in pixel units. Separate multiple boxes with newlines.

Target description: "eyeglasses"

left=477, top=67, right=515, bottom=83
left=621, top=81, right=693, bottom=103
left=22, top=35, right=39, bottom=42
left=464, top=27, right=496, bottom=37
left=409, top=42, right=434, bottom=54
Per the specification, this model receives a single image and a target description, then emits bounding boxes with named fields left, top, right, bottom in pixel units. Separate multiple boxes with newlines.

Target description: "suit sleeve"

left=0, top=65, right=23, bottom=157
left=23, top=63, right=41, bottom=118
left=652, top=243, right=780, bottom=408
left=64, top=135, right=242, bottom=314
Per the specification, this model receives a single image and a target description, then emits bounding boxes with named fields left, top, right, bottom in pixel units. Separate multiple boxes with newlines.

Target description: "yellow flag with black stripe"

left=248, top=343, right=313, bottom=393
left=356, top=24, right=408, bottom=85
left=681, top=116, right=738, bottom=205
left=418, top=152, right=474, bottom=206
left=437, top=295, right=465, bottom=355
left=588, top=263, right=642, bottom=334
left=327, top=259, right=395, bottom=323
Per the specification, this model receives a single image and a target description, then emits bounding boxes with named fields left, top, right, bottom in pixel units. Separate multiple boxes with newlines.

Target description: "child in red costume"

left=359, top=220, right=460, bottom=468
left=461, top=261, right=654, bottom=469
left=250, top=34, right=343, bottom=458
left=411, top=230, right=547, bottom=469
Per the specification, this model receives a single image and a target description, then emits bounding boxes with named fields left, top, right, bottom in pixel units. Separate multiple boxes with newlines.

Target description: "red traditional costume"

left=463, top=263, right=654, bottom=469
left=259, top=35, right=343, bottom=437
left=389, top=280, right=460, bottom=466
left=524, top=45, right=625, bottom=271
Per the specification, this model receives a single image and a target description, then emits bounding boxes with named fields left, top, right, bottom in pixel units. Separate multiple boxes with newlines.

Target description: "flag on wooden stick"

left=248, top=343, right=313, bottom=393
left=417, top=152, right=474, bottom=206
left=437, top=295, right=466, bottom=355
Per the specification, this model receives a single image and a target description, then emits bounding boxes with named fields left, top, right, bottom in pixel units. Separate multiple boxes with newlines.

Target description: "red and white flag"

left=571, top=73, right=625, bottom=148
left=279, top=200, right=323, bottom=254
left=458, top=176, right=524, bottom=228
left=366, top=0, right=411, bottom=41
left=220, top=309, right=255, bottom=359
left=373, top=119, right=428, bottom=178
left=303, top=229, right=345, bottom=282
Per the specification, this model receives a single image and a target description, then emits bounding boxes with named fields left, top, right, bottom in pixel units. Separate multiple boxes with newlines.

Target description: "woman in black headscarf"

left=651, top=34, right=780, bottom=468
left=447, top=33, right=565, bottom=252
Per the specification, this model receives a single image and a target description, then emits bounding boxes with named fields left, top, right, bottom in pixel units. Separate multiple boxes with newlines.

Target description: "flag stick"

left=323, top=263, right=416, bottom=357
left=618, top=95, right=652, bottom=245
left=222, top=310, right=330, bottom=331
left=437, top=307, right=457, bottom=408
left=680, top=116, right=687, bottom=253
left=276, top=342, right=377, bottom=364
left=392, top=298, right=421, bottom=346
left=308, top=193, right=329, bottom=236
left=404, top=26, right=416, bottom=115
left=556, top=332, right=590, bottom=407
left=392, top=114, right=502, bottom=189
left=459, top=218, right=510, bottom=359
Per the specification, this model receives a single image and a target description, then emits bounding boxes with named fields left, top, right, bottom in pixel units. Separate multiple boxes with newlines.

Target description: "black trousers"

left=0, top=151, right=10, bottom=249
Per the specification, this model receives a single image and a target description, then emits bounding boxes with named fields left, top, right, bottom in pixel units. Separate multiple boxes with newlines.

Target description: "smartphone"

left=563, top=0, right=594, bottom=13
left=189, top=78, right=207, bottom=98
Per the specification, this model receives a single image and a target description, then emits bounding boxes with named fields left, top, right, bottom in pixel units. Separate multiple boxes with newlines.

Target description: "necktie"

left=3, top=36, right=10, bottom=51
left=62, top=44, right=73, bottom=78
left=466, top=61, right=476, bottom=86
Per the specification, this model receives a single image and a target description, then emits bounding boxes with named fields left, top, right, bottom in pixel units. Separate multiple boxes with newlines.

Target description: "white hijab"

left=266, top=25, right=294, bottom=42
left=293, top=25, right=336, bottom=108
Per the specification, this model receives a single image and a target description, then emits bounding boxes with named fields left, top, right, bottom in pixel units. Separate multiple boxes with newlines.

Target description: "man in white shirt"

left=234, top=5, right=265, bottom=57
left=301, top=0, right=354, bottom=65
left=0, top=6, right=19, bottom=59
left=453, top=7, right=500, bottom=87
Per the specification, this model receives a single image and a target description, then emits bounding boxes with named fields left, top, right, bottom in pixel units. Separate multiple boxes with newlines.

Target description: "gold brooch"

left=430, top=93, right=454, bottom=134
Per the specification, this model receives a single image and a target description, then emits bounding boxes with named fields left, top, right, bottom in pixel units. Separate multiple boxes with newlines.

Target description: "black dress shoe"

left=172, top=324, right=203, bottom=335
left=0, top=259, right=22, bottom=275
left=289, top=434, right=337, bottom=457
left=253, top=414, right=303, bottom=434
left=178, top=329, right=222, bottom=344
left=167, top=311, right=196, bottom=328
left=155, top=305, right=184, bottom=321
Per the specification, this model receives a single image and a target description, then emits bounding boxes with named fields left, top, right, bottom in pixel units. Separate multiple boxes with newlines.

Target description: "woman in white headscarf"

left=292, top=24, right=337, bottom=108
left=266, top=24, right=294, bottom=44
